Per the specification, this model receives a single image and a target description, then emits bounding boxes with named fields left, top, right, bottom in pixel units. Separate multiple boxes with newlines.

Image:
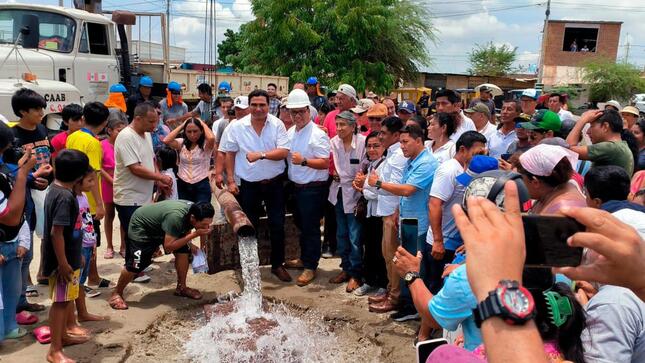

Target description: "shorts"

left=49, top=269, right=80, bottom=303
left=124, top=238, right=190, bottom=273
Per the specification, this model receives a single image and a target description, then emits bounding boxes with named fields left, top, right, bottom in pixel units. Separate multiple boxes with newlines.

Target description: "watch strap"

left=405, top=271, right=421, bottom=285
left=474, top=291, right=502, bottom=328
left=375, top=180, right=382, bottom=189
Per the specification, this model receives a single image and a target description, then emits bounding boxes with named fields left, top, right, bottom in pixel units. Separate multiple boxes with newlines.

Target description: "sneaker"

left=84, top=286, right=101, bottom=298
left=133, top=273, right=151, bottom=283
left=321, top=247, right=333, bottom=259
left=390, top=307, right=420, bottom=322
left=143, top=265, right=154, bottom=273
left=353, top=283, right=376, bottom=296
left=369, top=287, right=387, bottom=297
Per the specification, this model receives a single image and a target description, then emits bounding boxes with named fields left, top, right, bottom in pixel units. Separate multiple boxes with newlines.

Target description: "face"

left=141, top=110, right=159, bottom=132
left=399, top=133, right=422, bottom=158
left=397, top=110, right=413, bottom=122
left=335, top=118, right=355, bottom=139
left=249, top=96, right=269, bottom=120
left=461, top=142, right=487, bottom=163
left=427, top=116, right=446, bottom=140
left=500, top=102, right=519, bottom=124
left=379, top=125, right=399, bottom=148
left=622, top=113, right=638, bottom=129
left=520, top=97, right=536, bottom=115
left=191, top=217, right=213, bottom=231
left=267, top=85, right=277, bottom=97
left=220, top=101, right=233, bottom=118
left=383, top=99, right=396, bottom=116
left=521, top=173, right=541, bottom=200
left=140, top=86, right=151, bottom=98
left=289, top=107, right=310, bottom=130
left=470, top=112, right=488, bottom=126
left=548, top=96, right=561, bottom=112
left=234, top=107, right=250, bottom=120
left=21, top=107, right=45, bottom=125
left=368, top=116, right=384, bottom=132
left=198, top=91, right=211, bottom=102
left=184, top=122, right=203, bottom=143
left=305, top=84, right=316, bottom=95
left=586, top=121, right=605, bottom=144
left=480, top=91, right=491, bottom=101
left=279, top=107, right=293, bottom=128
left=108, top=123, right=126, bottom=140
left=67, top=117, right=83, bottom=133
left=516, top=126, right=529, bottom=140
left=366, top=137, right=384, bottom=161
left=171, top=91, right=181, bottom=103
left=435, top=96, right=457, bottom=115
left=80, top=172, right=96, bottom=193
left=528, top=130, right=547, bottom=146
left=631, top=124, right=644, bottom=146
left=336, top=92, right=354, bottom=111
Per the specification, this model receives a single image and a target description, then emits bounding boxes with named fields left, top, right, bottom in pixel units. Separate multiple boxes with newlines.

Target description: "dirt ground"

left=0, top=232, right=417, bottom=363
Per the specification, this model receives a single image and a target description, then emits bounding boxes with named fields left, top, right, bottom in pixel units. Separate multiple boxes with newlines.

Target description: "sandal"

left=119, top=250, right=126, bottom=259
left=90, top=278, right=112, bottom=289
left=33, top=325, right=51, bottom=344
left=104, top=249, right=115, bottom=259
left=174, top=286, right=203, bottom=300
left=5, top=327, right=28, bottom=339
left=18, top=302, right=46, bottom=312
left=84, top=286, right=101, bottom=298
left=26, top=285, right=39, bottom=297
left=16, top=311, right=38, bottom=325
left=108, top=294, right=128, bottom=310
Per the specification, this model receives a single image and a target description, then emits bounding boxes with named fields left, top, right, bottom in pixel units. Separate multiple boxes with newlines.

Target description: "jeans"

left=79, top=246, right=93, bottom=285
left=363, top=216, right=387, bottom=289
left=177, top=177, right=212, bottom=204
left=115, top=204, right=141, bottom=239
left=293, top=185, right=327, bottom=270
left=335, top=191, right=362, bottom=279
left=239, top=178, right=285, bottom=269
left=0, top=241, right=21, bottom=340
left=17, top=231, right=32, bottom=309
left=399, top=221, right=427, bottom=309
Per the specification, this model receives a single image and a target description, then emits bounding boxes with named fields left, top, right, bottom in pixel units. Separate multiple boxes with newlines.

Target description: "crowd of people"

left=0, top=75, right=644, bottom=363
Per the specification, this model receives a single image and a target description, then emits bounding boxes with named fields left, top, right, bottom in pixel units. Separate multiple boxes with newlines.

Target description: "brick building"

left=540, top=20, right=622, bottom=86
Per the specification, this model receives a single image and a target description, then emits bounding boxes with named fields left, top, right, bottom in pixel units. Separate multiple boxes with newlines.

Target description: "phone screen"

left=416, top=338, right=448, bottom=363
left=522, top=215, right=584, bottom=267
left=501, top=153, right=512, bottom=162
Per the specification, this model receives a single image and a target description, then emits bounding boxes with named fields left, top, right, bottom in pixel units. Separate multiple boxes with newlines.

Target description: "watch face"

left=498, top=286, right=533, bottom=317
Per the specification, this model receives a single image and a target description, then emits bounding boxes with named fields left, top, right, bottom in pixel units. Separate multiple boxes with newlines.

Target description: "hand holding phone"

left=522, top=215, right=584, bottom=267
left=416, top=338, right=448, bottom=363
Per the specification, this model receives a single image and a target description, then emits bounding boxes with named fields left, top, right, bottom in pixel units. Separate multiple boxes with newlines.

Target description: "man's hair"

left=400, top=124, right=425, bottom=141
left=83, top=102, right=110, bottom=127
left=434, top=112, right=456, bottom=137
left=11, top=88, right=46, bottom=118
left=456, top=130, right=487, bottom=150
left=435, top=89, right=461, bottom=104
left=188, top=202, right=215, bottom=221
left=197, top=83, right=212, bottom=96
left=503, top=99, right=522, bottom=113
left=584, top=165, right=631, bottom=202
left=381, top=116, right=404, bottom=134
left=62, top=104, right=83, bottom=123
left=595, top=109, right=624, bottom=133
left=133, top=101, right=156, bottom=118
left=548, top=93, right=566, bottom=104
left=0, top=123, right=14, bottom=151
left=55, top=149, right=90, bottom=182
left=267, top=83, right=277, bottom=89
left=248, top=89, right=270, bottom=104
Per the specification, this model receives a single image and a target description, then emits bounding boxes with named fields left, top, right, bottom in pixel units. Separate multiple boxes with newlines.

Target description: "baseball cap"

left=336, top=84, right=357, bottom=100
left=366, top=103, right=387, bottom=118
left=456, top=155, right=500, bottom=186
left=520, top=89, right=538, bottom=101
left=350, top=98, right=375, bottom=114
left=234, top=96, right=248, bottom=110
left=109, top=83, right=127, bottom=93
left=167, top=81, right=181, bottom=92
left=520, top=109, right=561, bottom=132
left=479, top=86, right=492, bottom=93
left=397, top=100, right=416, bottom=114
left=621, top=105, right=640, bottom=117
left=139, top=76, right=153, bottom=88
left=367, top=91, right=378, bottom=99
left=598, top=100, right=621, bottom=111
left=464, top=103, right=491, bottom=118
left=306, top=76, right=318, bottom=85
left=513, top=113, right=531, bottom=128
left=336, top=110, right=357, bottom=124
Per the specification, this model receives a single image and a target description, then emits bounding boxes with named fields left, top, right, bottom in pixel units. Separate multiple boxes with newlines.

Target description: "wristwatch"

left=404, top=271, right=420, bottom=286
left=375, top=180, right=382, bottom=189
left=260, top=152, right=266, bottom=160
left=300, top=158, right=308, bottom=167
left=473, top=280, right=536, bottom=328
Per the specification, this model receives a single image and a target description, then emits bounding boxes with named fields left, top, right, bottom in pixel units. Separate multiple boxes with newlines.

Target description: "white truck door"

left=73, top=21, right=120, bottom=103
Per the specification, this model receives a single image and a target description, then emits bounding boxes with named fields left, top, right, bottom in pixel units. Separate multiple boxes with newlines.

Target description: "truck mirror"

left=21, top=14, right=40, bottom=49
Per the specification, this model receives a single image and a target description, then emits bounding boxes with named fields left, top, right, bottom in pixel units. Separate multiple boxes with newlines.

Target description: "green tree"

left=217, top=29, right=242, bottom=68
left=230, top=0, right=434, bottom=94
left=582, top=59, right=645, bottom=102
left=468, top=42, right=517, bottom=76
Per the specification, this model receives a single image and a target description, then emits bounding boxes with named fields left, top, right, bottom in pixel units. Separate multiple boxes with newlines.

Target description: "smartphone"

left=500, top=153, right=512, bottom=162
left=522, top=215, right=585, bottom=267
left=416, top=338, right=448, bottom=363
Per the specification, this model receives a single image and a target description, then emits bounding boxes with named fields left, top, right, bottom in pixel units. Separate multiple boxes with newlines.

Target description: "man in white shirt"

left=218, top=89, right=292, bottom=282
left=434, top=89, right=476, bottom=142
left=488, top=100, right=521, bottom=158
left=464, top=103, right=496, bottom=142
left=548, top=93, right=574, bottom=122
left=283, top=89, right=331, bottom=286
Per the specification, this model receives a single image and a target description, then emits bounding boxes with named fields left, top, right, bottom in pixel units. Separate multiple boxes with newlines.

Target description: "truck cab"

left=0, top=4, right=120, bottom=103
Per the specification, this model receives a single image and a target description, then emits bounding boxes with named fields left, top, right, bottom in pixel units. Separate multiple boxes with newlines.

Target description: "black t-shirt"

left=11, top=124, right=52, bottom=170
left=42, top=183, right=81, bottom=276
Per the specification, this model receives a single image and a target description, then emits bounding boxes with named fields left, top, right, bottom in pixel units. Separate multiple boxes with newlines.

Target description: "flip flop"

left=90, top=278, right=112, bottom=289
left=33, top=325, right=51, bottom=344
left=174, top=286, right=203, bottom=300
left=26, top=285, right=39, bottom=297
left=104, top=249, right=115, bottom=259
left=5, top=327, right=28, bottom=339
left=16, top=311, right=38, bottom=325
left=108, top=294, right=128, bottom=310
left=84, top=286, right=101, bottom=298
left=18, top=302, right=46, bottom=312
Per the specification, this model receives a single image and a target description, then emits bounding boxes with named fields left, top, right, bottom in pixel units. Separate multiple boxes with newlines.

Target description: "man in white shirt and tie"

left=219, top=89, right=292, bottom=282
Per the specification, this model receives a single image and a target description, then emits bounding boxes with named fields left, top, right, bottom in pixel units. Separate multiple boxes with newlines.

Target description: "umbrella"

left=475, top=83, right=503, bottom=97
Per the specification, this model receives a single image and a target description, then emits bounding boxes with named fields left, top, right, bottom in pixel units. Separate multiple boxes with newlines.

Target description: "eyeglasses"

left=289, top=109, right=309, bottom=117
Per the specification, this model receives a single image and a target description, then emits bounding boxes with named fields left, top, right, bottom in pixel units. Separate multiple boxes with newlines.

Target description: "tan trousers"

left=381, top=214, right=400, bottom=304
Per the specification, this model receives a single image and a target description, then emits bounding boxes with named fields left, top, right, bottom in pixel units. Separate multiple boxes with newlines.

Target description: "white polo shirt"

left=374, top=143, right=407, bottom=217
left=488, top=128, right=518, bottom=158
left=478, top=122, right=497, bottom=143
left=425, top=140, right=456, bottom=165
left=218, top=113, right=290, bottom=182
left=449, top=112, right=477, bottom=142
left=287, top=121, right=330, bottom=184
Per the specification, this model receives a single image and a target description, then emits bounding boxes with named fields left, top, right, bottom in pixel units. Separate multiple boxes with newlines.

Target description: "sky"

left=13, top=0, right=645, bottom=75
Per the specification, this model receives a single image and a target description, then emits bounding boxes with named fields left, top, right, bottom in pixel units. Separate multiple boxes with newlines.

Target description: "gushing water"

left=237, top=236, right=262, bottom=315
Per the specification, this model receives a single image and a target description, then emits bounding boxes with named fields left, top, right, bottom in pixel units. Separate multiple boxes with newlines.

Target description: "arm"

left=100, top=168, right=113, bottom=185
left=128, top=163, right=167, bottom=183
left=566, top=110, right=601, bottom=148
left=0, top=149, right=36, bottom=226
left=163, top=231, right=202, bottom=253
left=200, top=119, right=216, bottom=151
left=90, top=178, right=105, bottom=219
left=429, top=197, right=445, bottom=245
left=224, top=151, right=239, bottom=194
left=569, top=145, right=589, bottom=160
left=162, top=120, right=186, bottom=150
left=52, top=225, right=73, bottom=280
left=368, top=170, right=417, bottom=197
left=247, top=148, right=289, bottom=162
left=291, top=152, right=329, bottom=170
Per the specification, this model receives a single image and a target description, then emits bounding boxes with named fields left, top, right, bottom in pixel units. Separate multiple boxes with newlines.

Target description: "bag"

left=353, top=196, right=368, bottom=220
left=0, top=171, right=24, bottom=242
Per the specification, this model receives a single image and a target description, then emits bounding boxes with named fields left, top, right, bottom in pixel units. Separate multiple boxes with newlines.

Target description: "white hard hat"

left=286, top=89, right=310, bottom=109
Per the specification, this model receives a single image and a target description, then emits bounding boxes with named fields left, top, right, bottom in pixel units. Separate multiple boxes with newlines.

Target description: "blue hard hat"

left=139, top=76, right=153, bottom=88
left=306, top=76, right=318, bottom=85
left=167, top=81, right=182, bottom=92
left=109, top=83, right=127, bottom=93
left=218, top=81, right=231, bottom=92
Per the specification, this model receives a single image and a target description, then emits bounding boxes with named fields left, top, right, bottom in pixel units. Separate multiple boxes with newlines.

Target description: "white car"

left=630, top=94, right=645, bottom=114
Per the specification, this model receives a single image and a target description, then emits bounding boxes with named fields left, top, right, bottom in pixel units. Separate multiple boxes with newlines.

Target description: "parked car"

left=630, top=93, right=645, bottom=115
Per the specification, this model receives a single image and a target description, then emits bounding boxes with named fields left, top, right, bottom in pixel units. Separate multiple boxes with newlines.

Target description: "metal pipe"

left=212, top=185, right=255, bottom=238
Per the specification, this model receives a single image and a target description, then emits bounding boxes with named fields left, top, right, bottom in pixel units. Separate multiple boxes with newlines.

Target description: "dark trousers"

left=177, top=177, right=212, bottom=204
left=239, top=178, right=286, bottom=269
left=115, top=204, right=141, bottom=239
left=293, top=184, right=327, bottom=270
left=362, top=216, right=388, bottom=289
left=427, top=248, right=456, bottom=295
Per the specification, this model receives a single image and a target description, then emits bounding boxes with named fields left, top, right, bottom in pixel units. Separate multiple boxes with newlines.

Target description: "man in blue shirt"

left=368, top=124, right=438, bottom=321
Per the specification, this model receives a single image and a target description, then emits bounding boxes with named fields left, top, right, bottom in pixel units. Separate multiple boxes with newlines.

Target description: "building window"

left=562, top=27, right=598, bottom=53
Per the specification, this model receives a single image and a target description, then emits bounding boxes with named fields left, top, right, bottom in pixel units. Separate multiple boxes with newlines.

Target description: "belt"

left=293, top=180, right=328, bottom=189
left=242, top=174, right=283, bottom=185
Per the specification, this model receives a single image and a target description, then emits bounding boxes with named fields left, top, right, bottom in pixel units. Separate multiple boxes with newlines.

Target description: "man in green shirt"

left=566, top=109, right=634, bottom=176
left=109, top=201, right=214, bottom=310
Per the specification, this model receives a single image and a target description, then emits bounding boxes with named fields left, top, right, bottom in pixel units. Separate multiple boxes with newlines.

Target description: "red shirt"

left=50, top=131, right=69, bottom=159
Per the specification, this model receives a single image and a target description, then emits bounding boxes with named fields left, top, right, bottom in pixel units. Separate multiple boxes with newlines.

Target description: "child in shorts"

left=42, top=149, right=91, bottom=363
left=155, top=146, right=178, bottom=201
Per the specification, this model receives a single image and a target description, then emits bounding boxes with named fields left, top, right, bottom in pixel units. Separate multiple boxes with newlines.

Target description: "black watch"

left=404, top=271, right=420, bottom=286
left=300, top=158, right=308, bottom=167
left=473, top=280, right=536, bottom=328
left=375, top=180, right=382, bottom=189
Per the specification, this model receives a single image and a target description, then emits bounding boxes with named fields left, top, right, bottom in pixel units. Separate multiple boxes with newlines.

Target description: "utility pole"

left=537, top=0, right=551, bottom=86
left=625, top=33, right=631, bottom=64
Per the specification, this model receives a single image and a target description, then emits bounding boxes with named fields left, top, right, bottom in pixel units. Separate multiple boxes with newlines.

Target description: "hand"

left=442, top=263, right=460, bottom=278
left=291, top=152, right=304, bottom=165
left=213, top=173, right=224, bottom=189
left=246, top=152, right=261, bottom=163
left=452, top=181, right=525, bottom=301
left=354, top=171, right=366, bottom=186
left=367, top=170, right=379, bottom=187
left=227, top=181, right=239, bottom=195
left=553, top=207, right=645, bottom=300
left=194, top=227, right=211, bottom=238
left=18, top=145, right=37, bottom=171
left=94, top=204, right=105, bottom=220
left=33, top=163, right=53, bottom=178
left=351, top=179, right=363, bottom=192
left=157, top=174, right=172, bottom=188
left=189, top=243, right=199, bottom=255
left=575, top=280, right=597, bottom=302
left=58, top=263, right=74, bottom=282
left=431, top=241, right=445, bottom=260
left=455, top=244, right=466, bottom=254
left=498, top=158, right=513, bottom=171
left=393, top=246, right=422, bottom=278
left=0, top=254, right=5, bottom=265
left=33, top=177, right=49, bottom=190
left=579, top=109, right=603, bottom=124
left=17, top=246, right=27, bottom=259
